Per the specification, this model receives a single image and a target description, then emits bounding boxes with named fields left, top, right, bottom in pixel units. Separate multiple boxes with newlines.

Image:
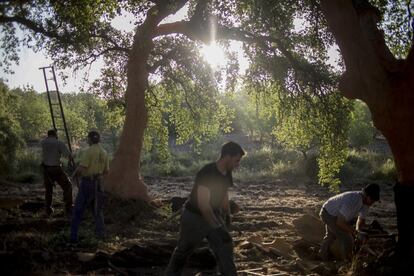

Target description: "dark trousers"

left=165, top=209, right=237, bottom=276
left=70, top=177, right=105, bottom=242
left=319, top=208, right=353, bottom=260
left=43, top=166, right=73, bottom=213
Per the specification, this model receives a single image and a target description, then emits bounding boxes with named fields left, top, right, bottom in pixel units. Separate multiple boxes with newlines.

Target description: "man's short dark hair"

left=220, top=141, right=245, bottom=158
left=47, top=129, right=57, bottom=137
left=88, top=131, right=100, bottom=144
left=363, top=183, right=380, bottom=201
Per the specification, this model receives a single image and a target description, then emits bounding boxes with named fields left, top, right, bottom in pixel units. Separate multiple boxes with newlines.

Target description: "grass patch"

left=340, top=150, right=395, bottom=182
left=5, top=147, right=42, bottom=183
left=368, top=158, right=396, bottom=181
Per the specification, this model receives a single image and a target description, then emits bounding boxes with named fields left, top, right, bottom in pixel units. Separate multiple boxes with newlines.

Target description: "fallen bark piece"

left=77, top=252, right=96, bottom=262
left=238, top=269, right=289, bottom=276
left=292, top=214, right=325, bottom=245
left=247, top=235, right=295, bottom=259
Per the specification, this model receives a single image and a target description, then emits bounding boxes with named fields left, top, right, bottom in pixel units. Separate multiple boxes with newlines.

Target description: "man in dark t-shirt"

left=166, top=142, right=245, bottom=276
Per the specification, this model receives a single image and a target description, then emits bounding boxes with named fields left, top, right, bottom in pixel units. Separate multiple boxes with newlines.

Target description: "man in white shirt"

left=319, top=183, right=380, bottom=260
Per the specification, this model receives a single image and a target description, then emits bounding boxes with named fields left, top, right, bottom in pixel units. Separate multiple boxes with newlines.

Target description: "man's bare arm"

left=356, top=217, right=366, bottom=231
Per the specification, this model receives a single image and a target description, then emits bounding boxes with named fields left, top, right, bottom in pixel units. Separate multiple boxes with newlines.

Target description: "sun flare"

left=200, top=43, right=227, bottom=69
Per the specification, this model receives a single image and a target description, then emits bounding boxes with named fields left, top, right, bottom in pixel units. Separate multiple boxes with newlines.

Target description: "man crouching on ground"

left=165, top=141, right=245, bottom=276
left=319, top=183, right=380, bottom=261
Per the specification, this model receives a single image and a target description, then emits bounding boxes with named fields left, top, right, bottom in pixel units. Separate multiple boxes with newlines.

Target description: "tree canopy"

left=1, top=0, right=412, bottom=190
left=3, top=0, right=414, bottom=266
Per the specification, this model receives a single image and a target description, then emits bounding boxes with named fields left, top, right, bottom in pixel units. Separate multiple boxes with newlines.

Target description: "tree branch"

left=147, top=47, right=179, bottom=73
left=320, top=0, right=390, bottom=103
left=354, top=1, right=400, bottom=73
left=78, top=47, right=126, bottom=65
left=155, top=20, right=320, bottom=90
left=0, top=15, right=69, bottom=41
left=91, top=32, right=131, bottom=54
left=1, top=15, right=131, bottom=55
left=166, top=72, right=197, bottom=118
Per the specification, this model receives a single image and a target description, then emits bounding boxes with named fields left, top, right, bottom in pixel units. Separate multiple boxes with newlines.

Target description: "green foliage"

left=239, top=78, right=353, bottom=188
left=143, top=79, right=233, bottom=166
left=10, top=147, right=42, bottom=183
left=239, top=146, right=277, bottom=172
left=142, top=143, right=306, bottom=180
left=1, top=0, right=125, bottom=73
left=226, top=86, right=277, bottom=143
left=0, top=116, right=22, bottom=175
left=349, top=100, right=374, bottom=148
left=60, top=93, right=106, bottom=142
left=1, top=0, right=408, bottom=191
left=0, top=81, right=24, bottom=175
left=12, top=87, right=50, bottom=140
left=61, top=92, right=127, bottom=146
left=372, top=0, right=413, bottom=58
left=64, top=108, right=88, bottom=142
left=234, top=146, right=308, bottom=181
left=340, top=149, right=396, bottom=182
left=0, top=79, right=125, bottom=177
left=368, top=158, right=397, bottom=180
left=273, top=95, right=316, bottom=159
left=314, top=93, right=352, bottom=190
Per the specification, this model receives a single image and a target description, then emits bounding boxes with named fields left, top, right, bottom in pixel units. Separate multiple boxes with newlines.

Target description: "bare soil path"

left=0, top=176, right=396, bottom=275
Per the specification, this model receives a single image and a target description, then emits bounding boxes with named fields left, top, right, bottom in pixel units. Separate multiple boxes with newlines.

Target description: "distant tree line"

left=0, top=79, right=124, bottom=174
left=0, top=79, right=375, bottom=185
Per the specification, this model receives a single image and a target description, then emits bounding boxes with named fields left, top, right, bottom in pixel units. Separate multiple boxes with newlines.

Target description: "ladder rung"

left=41, top=65, right=72, bottom=153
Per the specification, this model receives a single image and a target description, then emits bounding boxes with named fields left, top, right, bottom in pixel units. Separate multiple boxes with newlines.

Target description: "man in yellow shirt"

left=70, top=131, right=109, bottom=243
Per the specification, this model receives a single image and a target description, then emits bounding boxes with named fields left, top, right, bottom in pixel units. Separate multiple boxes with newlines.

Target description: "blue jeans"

left=70, top=177, right=105, bottom=242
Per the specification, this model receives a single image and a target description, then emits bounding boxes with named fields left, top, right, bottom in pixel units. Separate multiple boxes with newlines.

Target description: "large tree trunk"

left=321, top=0, right=414, bottom=266
left=104, top=35, right=153, bottom=202
left=103, top=6, right=161, bottom=202
left=103, top=1, right=188, bottom=202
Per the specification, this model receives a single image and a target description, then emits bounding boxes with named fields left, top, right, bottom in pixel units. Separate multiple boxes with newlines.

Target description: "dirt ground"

left=0, top=175, right=397, bottom=275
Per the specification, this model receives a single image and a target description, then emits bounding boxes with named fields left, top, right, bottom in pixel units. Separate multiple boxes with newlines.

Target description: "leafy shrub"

left=240, top=147, right=275, bottom=172
left=368, top=159, right=397, bottom=181
left=348, top=101, right=374, bottom=148
left=304, top=154, right=318, bottom=179
left=0, top=117, right=23, bottom=175
left=340, top=149, right=395, bottom=183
